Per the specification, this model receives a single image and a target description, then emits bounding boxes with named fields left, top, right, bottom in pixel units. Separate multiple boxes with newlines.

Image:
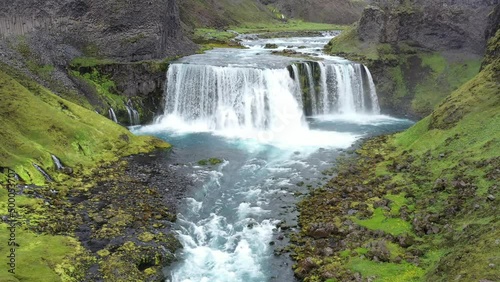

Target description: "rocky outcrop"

left=0, top=0, right=196, bottom=125
left=358, top=0, right=498, bottom=54
left=482, top=4, right=500, bottom=69
left=327, top=1, right=498, bottom=118
left=0, top=0, right=195, bottom=61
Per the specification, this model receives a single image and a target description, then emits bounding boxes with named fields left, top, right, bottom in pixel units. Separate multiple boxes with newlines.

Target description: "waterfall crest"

left=159, top=61, right=381, bottom=134
left=160, top=64, right=307, bottom=135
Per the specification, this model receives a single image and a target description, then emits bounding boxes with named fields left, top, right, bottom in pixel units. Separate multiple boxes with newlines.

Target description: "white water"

left=125, top=104, right=140, bottom=125
left=157, top=64, right=360, bottom=148
left=51, top=154, right=64, bottom=170
left=156, top=61, right=379, bottom=148
left=140, top=34, right=410, bottom=282
left=108, top=108, right=118, bottom=123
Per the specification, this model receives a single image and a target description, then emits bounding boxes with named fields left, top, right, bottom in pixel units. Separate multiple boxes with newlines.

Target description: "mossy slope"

left=179, top=0, right=275, bottom=28
left=291, top=30, right=499, bottom=282
left=0, top=67, right=169, bottom=184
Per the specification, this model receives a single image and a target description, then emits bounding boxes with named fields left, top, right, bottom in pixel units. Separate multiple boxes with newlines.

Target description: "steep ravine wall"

left=0, top=0, right=196, bottom=126
left=0, top=0, right=194, bottom=60
left=327, top=1, right=498, bottom=118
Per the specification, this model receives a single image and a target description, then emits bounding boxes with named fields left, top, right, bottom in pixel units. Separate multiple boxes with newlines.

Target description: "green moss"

left=233, top=20, right=347, bottom=34
left=180, top=0, right=275, bottom=27
left=293, top=27, right=499, bottom=282
left=197, top=158, right=223, bottom=166
left=411, top=54, right=481, bottom=115
left=347, top=257, right=424, bottom=282
left=70, top=68, right=126, bottom=110
left=138, top=232, right=155, bottom=242
left=325, top=26, right=380, bottom=60
left=325, top=28, right=482, bottom=117
left=353, top=208, right=413, bottom=236
left=193, top=28, right=237, bottom=44
left=0, top=221, right=89, bottom=282
left=0, top=68, right=170, bottom=184
left=70, top=57, right=116, bottom=68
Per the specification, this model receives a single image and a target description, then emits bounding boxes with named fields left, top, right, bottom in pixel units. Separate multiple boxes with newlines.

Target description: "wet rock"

left=320, top=247, right=334, bottom=257
left=347, top=209, right=358, bottom=215
left=373, top=198, right=390, bottom=208
left=297, top=257, right=318, bottom=273
left=264, top=43, right=278, bottom=49
left=307, top=223, right=337, bottom=239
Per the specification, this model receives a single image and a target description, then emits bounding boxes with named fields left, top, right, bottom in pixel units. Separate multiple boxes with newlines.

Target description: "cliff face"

left=0, top=0, right=196, bottom=125
left=358, top=0, right=497, bottom=54
left=179, top=0, right=275, bottom=28
left=327, top=1, right=498, bottom=118
left=0, top=0, right=195, bottom=61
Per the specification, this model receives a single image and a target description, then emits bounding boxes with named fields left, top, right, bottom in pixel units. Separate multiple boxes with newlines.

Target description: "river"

left=132, top=32, right=413, bottom=282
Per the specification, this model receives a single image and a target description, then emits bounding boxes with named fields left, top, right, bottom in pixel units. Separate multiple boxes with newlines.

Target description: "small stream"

left=132, top=33, right=414, bottom=282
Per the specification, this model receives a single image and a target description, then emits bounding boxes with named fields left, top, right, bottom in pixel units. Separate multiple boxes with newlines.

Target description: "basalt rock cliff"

left=327, top=0, right=498, bottom=118
left=358, top=0, right=497, bottom=54
left=0, top=0, right=194, bottom=61
left=0, top=0, right=196, bottom=125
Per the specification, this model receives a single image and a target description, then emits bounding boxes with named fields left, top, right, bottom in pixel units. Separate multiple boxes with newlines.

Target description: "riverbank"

left=0, top=150, right=191, bottom=282
left=0, top=63, right=191, bottom=281
left=289, top=29, right=500, bottom=281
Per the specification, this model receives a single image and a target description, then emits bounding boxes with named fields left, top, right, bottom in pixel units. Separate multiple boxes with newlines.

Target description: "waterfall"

left=318, top=62, right=380, bottom=115
left=108, top=108, right=118, bottom=123
left=160, top=64, right=307, bottom=136
left=159, top=61, right=381, bottom=134
left=364, top=65, right=381, bottom=114
left=290, top=65, right=303, bottom=109
left=33, top=164, right=52, bottom=182
left=51, top=155, right=64, bottom=170
left=304, top=63, right=318, bottom=115
left=318, top=62, right=329, bottom=114
left=125, top=103, right=140, bottom=125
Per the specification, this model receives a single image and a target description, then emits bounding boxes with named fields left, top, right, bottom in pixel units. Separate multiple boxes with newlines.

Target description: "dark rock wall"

left=0, top=0, right=195, bottom=61
left=358, top=0, right=498, bottom=54
left=0, top=0, right=196, bottom=125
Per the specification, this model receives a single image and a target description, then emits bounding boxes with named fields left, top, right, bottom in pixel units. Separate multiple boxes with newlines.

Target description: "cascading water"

left=108, top=108, right=118, bottom=123
left=159, top=64, right=308, bottom=141
left=125, top=104, right=140, bottom=125
left=137, top=34, right=415, bottom=282
left=51, top=154, right=64, bottom=170
left=32, top=163, right=52, bottom=182
left=160, top=61, right=380, bottom=134
left=296, top=61, right=380, bottom=116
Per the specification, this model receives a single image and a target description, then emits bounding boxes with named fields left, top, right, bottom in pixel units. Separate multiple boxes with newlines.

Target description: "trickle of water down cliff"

left=133, top=33, right=413, bottom=282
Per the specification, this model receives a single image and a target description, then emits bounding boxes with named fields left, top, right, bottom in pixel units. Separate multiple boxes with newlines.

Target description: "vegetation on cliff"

left=290, top=29, right=499, bottom=282
left=326, top=26, right=482, bottom=118
left=0, top=62, right=182, bottom=281
left=0, top=64, right=169, bottom=184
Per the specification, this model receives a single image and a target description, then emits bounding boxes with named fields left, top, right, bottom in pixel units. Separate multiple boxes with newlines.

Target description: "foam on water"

left=148, top=33, right=415, bottom=282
